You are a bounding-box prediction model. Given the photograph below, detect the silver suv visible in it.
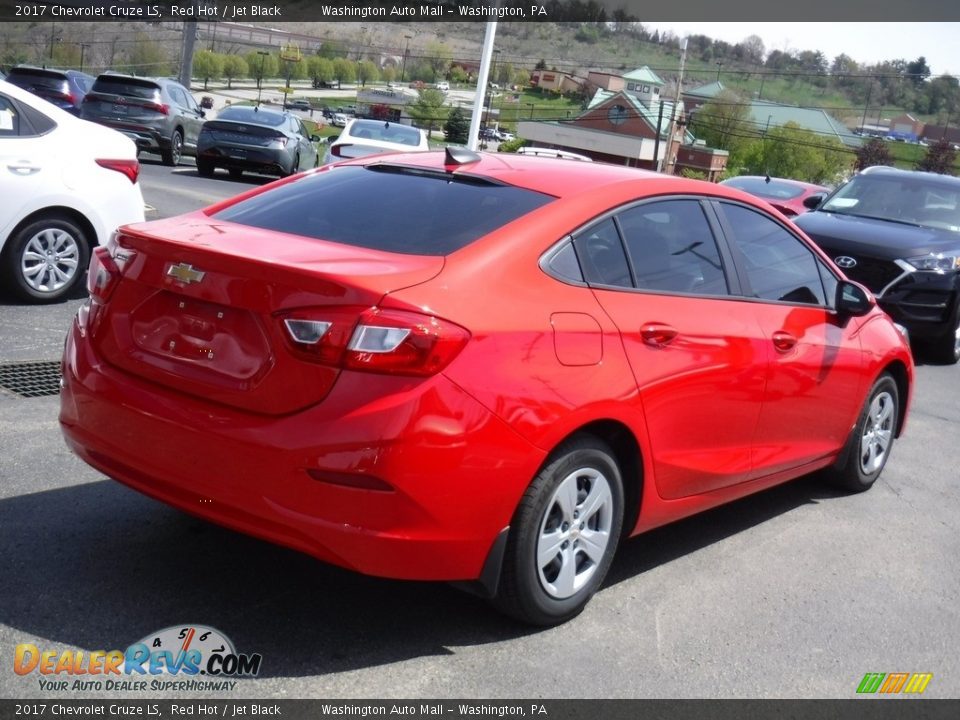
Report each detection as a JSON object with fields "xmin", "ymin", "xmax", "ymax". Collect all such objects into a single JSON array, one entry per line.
[{"xmin": 80, "ymin": 74, "xmax": 206, "ymax": 166}]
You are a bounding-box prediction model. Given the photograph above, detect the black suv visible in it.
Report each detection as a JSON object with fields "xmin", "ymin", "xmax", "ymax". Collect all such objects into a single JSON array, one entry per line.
[
  {"xmin": 80, "ymin": 74, "xmax": 205, "ymax": 166},
  {"xmin": 795, "ymin": 166, "xmax": 960, "ymax": 363},
  {"xmin": 4, "ymin": 66, "xmax": 94, "ymax": 115}
]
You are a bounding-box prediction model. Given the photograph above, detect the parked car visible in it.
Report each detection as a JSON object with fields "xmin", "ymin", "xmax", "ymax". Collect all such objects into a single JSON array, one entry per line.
[
  {"xmin": 60, "ymin": 150, "xmax": 912, "ymax": 625},
  {"xmin": 478, "ymin": 126, "xmax": 499, "ymax": 141},
  {"xmin": 200, "ymin": 95, "xmax": 214, "ymax": 110},
  {"xmin": 80, "ymin": 73, "xmax": 206, "ymax": 166},
  {"xmin": 435, "ymin": 81, "xmax": 450, "ymax": 92},
  {"xmin": 330, "ymin": 112, "xmax": 349, "ymax": 128},
  {"xmin": 0, "ymin": 79, "xmax": 144, "ymax": 303},
  {"xmin": 795, "ymin": 165, "xmax": 960, "ymax": 363},
  {"xmin": 4, "ymin": 66, "xmax": 94, "ymax": 116},
  {"xmin": 497, "ymin": 130, "xmax": 515, "ymax": 142},
  {"xmin": 195, "ymin": 105, "xmax": 320, "ymax": 179},
  {"xmin": 325, "ymin": 118, "xmax": 428, "ymax": 163},
  {"xmin": 284, "ymin": 98, "xmax": 311, "ymax": 112},
  {"xmin": 720, "ymin": 175, "xmax": 829, "ymax": 218}
]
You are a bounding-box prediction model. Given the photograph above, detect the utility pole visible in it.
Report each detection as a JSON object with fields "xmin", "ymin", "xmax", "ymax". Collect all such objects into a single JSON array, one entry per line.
[
  {"xmin": 663, "ymin": 37, "xmax": 688, "ymax": 175},
  {"xmin": 178, "ymin": 16, "xmax": 198, "ymax": 88}
]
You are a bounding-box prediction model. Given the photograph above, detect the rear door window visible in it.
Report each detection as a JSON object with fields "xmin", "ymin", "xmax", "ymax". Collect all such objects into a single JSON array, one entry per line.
[{"xmin": 212, "ymin": 165, "xmax": 554, "ymax": 256}]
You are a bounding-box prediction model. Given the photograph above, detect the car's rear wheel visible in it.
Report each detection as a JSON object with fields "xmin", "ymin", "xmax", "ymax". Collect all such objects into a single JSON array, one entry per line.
[
  {"xmin": 228, "ymin": 168, "xmax": 243, "ymax": 180},
  {"xmin": 494, "ymin": 435, "xmax": 624, "ymax": 625},
  {"xmin": 196, "ymin": 158, "xmax": 215, "ymax": 177},
  {"xmin": 161, "ymin": 129, "xmax": 183, "ymax": 166},
  {"xmin": 828, "ymin": 373, "xmax": 899, "ymax": 492},
  {"xmin": 2, "ymin": 214, "xmax": 90, "ymax": 303}
]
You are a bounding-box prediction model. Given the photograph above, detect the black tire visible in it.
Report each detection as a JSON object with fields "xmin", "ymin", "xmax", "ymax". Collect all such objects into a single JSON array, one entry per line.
[
  {"xmin": 828, "ymin": 373, "xmax": 899, "ymax": 492},
  {"xmin": 284, "ymin": 153, "xmax": 300, "ymax": 177},
  {"xmin": 161, "ymin": 129, "xmax": 183, "ymax": 166},
  {"xmin": 925, "ymin": 310, "xmax": 960, "ymax": 365},
  {"xmin": 1, "ymin": 214, "xmax": 91, "ymax": 303},
  {"xmin": 228, "ymin": 168, "xmax": 244, "ymax": 180},
  {"xmin": 196, "ymin": 158, "xmax": 215, "ymax": 177},
  {"xmin": 493, "ymin": 435, "xmax": 624, "ymax": 626}
]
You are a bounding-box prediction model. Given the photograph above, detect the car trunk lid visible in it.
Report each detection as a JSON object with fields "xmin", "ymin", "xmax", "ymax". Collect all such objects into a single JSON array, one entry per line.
[{"xmin": 92, "ymin": 213, "xmax": 444, "ymax": 415}]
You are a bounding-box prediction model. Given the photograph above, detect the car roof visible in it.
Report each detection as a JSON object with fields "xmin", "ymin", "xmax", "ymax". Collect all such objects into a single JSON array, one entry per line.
[
  {"xmin": 858, "ymin": 165, "xmax": 960, "ymax": 187},
  {"xmin": 340, "ymin": 150, "xmax": 756, "ymax": 202}
]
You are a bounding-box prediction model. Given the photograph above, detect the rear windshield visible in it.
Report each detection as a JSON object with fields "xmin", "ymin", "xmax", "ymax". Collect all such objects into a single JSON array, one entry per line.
[
  {"xmin": 346, "ymin": 120, "xmax": 423, "ymax": 147},
  {"xmin": 212, "ymin": 165, "xmax": 554, "ymax": 255},
  {"xmin": 217, "ymin": 106, "xmax": 286, "ymax": 126},
  {"xmin": 725, "ymin": 177, "xmax": 807, "ymax": 199},
  {"xmin": 91, "ymin": 76, "xmax": 161, "ymax": 100},
  {"xmin": 6, "ymin": 68, "xmax": 67, "ymax": 90}
]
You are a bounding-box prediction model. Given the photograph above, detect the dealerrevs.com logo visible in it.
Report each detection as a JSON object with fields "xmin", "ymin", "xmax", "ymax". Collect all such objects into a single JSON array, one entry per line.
[{"xmin": 14, "ymin": 625, "xmax": 262, "ymax": 693}]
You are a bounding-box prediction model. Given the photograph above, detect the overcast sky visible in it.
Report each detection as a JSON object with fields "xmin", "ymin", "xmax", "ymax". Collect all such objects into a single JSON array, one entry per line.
[{"xmin": 645, "ymin": 23, "xmax": 960, "ymax": 76}]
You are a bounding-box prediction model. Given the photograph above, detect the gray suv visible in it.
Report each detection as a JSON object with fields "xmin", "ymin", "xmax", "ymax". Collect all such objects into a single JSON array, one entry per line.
[{"xmin": 80, "ymin": 74, "xmax": 205, "ymax": 166}]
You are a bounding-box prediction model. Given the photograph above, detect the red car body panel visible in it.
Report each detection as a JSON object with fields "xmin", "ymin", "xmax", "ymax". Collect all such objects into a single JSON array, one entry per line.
[{"xmin": 60, "ymin": 151, "xmax": 914, "ymax": 585}]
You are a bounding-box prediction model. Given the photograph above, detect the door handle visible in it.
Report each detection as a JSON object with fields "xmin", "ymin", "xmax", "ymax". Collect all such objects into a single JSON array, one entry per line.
[
  {"xmin": 7, "ymin": 163, "xmax": 40, "ymax": 175},
  {"xmin": 772, "ymin": 331, "xmax": 797, "ymax": 352},
  {"xmin": 641, "ymin": 323, "xmax": 678, "ymax": 348}
]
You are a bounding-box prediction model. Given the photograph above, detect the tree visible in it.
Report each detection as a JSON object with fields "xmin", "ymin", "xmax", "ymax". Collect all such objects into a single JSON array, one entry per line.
[
  {"xmin": 534, "ymin": 59, "xmax": 547, "ymax": 70},
  {"xmin": 854, "ymin": 138, "xmax": 894, "ymax": 171},
  {"xmin": 124, "ymin": 32, "xmax": 170, "ymax": 76},
  {"xmin": 906, "ymin": 56, "xmax": 931, "ymax": 86},
  {"xmin": 332, "ymin": 57, "xmax": 355, "ymax": 87},
  {"xmin": 221, "ymin": 55, "xmax": 248, "ymax": 90},
  {"xmin": 306, "ymin": 56, "xmax": 331, "ymax": 88},
  {"xmin": 689, "ymin": 89, "xmax": 753, "ymax": 167},
  {"xmin": 424, "ymin": 40, "xmax": 453, "ymax": 82},
  {"xmin": 246, "ymin": 51, "xmax": 278, "ymax": 88},
  {"xmin": 358, "ymin": 60, "xmax": 379, "ymax": 88},
  {"xmin": 741, "ymin": 122, "xmax": 849, "ymax": 184},
  {"xmin": 444, "ymin": 106, "xmax": 469, "ymax": 144},
  {"xmin": 193, "ymin": 50, "xmax": 223, "ymax": 90},
  {"xmin": 408, "ymin": 87, "xmax": 447, "ymax": 138},
  {"xmin": 916, "ymin": 138, "xmax": 958, "ymax": 175}
]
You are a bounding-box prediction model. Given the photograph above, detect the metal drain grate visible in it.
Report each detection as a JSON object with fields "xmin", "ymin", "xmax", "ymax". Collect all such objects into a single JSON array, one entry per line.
[{"xmin": 0, "ymin": 361, "xmax": 62, "ymax": 398}]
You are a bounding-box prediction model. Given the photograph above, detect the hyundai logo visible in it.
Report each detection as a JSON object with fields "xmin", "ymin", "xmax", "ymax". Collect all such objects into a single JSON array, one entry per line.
[{"xmin": 834, "ymin": 256, "xmax": 858, "ymax": 269}]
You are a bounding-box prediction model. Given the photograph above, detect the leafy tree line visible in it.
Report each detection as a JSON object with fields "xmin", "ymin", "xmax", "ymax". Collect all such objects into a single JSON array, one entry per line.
[{"xmin": 692, "ymin": 89, "xmax": 959, "ymax": 179}]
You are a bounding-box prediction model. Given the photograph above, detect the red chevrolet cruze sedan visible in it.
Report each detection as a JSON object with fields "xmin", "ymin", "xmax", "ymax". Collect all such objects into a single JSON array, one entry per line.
[{"xmin": 60, "ymin": 149, "xmax": 913, "ymax": 625}]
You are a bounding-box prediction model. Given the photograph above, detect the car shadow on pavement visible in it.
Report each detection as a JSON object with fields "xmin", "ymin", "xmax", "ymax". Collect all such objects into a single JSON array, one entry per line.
[
  {"xmin": 606, "ymin": 472, "xmax": 847, "ymax": 588},
  {"xmin": 0, "ymin": 479, "xmax": 527, "ymax": 678},
  {"xmin": 0, "ymin": 472, "xmax": 845, "ymax": 678}
]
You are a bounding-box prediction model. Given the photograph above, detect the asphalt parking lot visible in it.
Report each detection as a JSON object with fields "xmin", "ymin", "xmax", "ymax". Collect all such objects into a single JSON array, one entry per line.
[{"xmin": 1, "ymin": 163, "xmax": 959, "ymax": 700}]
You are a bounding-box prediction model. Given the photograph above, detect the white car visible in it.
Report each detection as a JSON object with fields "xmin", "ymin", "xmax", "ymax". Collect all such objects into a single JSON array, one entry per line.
[
  {"xmin": 436, "ymin": 82, "xmax": 450, "ymax": 92},
  {"xmin": 0, "ymin": 80, "xmax": 145, "ymax": 303},
  {"xmin": 331, "ymin": 113, "xmax": 349, "ymax": 128},
  {"xmin": 325, "ymin": 118, "xmax": 429, "ymax": 164}
]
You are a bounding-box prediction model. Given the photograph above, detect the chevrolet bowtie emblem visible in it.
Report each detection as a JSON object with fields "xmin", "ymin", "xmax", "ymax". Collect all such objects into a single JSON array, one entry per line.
[{"xmin": 166, "ymin": 263, "xmax": 206, "ymax": 284}]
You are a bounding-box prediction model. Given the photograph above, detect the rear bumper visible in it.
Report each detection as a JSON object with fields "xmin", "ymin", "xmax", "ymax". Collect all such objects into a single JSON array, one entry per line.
[
  {"xmin": 198, "ymin": 144, "xmax": 292, "ymax": 176},
  {"xmin": 59, "ymin": 318, "xmax": 542, "ymax": 581}
]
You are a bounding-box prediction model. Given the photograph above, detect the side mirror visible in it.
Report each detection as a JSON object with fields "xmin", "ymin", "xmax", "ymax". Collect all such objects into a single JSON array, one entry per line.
[
  {"xmin": 836, "ymin": 280, "xmax": 874, "ymax": 318},
  {"xmin": 804, "ymin": 193, "xmax": 826, "ymax": 210},
  {"xmin": 311, "ymin": 135, "xmax": 322, "ymax": 142}
]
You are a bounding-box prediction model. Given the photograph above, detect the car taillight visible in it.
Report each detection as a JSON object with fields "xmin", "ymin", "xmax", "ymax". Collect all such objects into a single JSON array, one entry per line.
[
  {"xmin": 96, "ymin": 158, "xmax": 140, "ymax": 184},
  {"xmin": 280, "ymin": 307, "xmax": 470, "ymax": 377},
  {"xmin": 86, "ymin": 246, "xmax": 121, "ymax": 302},
  {"xmin": 330, "ymin": 144, "xmax": 347, "ymax": 157},
  {"xmin": 143, "ymin": 102, "xmax": 169, "ymax": 115}
]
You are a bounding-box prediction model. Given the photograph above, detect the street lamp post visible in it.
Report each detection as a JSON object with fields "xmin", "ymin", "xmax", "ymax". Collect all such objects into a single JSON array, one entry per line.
[
  {"xmin": 527, "ymin": 102, "xmax": 534, "ymax": 119},
  {"xmin": 715, "ymin": 61, "xmax": 723, "ymax": 82},
  {"xmin": 401, "ymin": 34, "xmax": 412, "ymax": 83},
  {"xmin": 256, "ymin": 50, "xmax": 269, "ymax": 107},
  {"xmin": 79, "ymin": 43, "xmax": 89, "ymax": 72}
]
